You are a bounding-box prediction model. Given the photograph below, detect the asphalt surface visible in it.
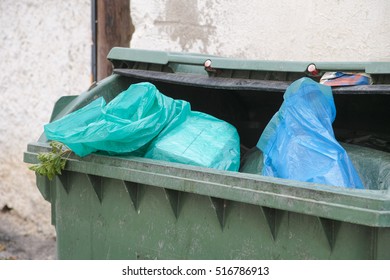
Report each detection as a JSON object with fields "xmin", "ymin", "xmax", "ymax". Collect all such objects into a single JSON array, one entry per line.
[{"xmin": 0, "ymin": 206, "xmax": 56, "ymax": 260}]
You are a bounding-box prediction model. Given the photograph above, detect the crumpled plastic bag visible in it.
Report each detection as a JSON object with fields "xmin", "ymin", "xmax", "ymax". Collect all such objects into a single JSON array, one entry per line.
[
  {"xmin": 44, "ymin": 82, "xmax": 240, "ymax": 171},
  {"xmin": 45, "ymin": 82, "xmax": 187, "ymax": 156},
  {"xmin": 320, "ymin": 72, "xmax": 372, "ymax": 87},
  {"xmin": 257, "ymin": 77, "xmax": 364, "ymax": 189}
]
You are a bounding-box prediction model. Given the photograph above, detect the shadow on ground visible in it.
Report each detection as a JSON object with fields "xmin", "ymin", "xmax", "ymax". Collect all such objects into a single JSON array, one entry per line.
[{"xmin": 0, "ymin": 207, "xmax": 56, "ymax": 260}]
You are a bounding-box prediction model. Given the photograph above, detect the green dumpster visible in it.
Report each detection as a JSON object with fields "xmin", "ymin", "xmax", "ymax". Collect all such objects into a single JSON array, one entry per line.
[{"xmin": 24, "ymin": 48, "xmax": 390, "ymax": 259}]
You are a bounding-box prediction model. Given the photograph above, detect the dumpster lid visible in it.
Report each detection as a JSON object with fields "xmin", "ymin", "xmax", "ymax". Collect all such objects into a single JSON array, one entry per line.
[
  {"xmin": 108, "ymin": 47, "xmax": 390, "ymax": 74},
  {"xmin": 108, "ymin": 48, "xmax": 390, "ymax": 94},
  {"xmin": 113, "ymin": 68, "xmax": 390, "ymax": 94}
]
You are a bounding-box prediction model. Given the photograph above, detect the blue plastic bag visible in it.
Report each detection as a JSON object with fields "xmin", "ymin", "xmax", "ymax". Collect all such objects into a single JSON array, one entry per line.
[
  {"xmin": 45, "ymin": 82, "xmax": 189, "ymax": 156},
  {"xmin": 257, "ymin": 78, "xmax": 364, "ymax": 189}
]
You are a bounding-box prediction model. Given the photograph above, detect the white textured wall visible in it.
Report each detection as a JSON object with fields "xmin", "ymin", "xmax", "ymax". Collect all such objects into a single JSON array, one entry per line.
[
  {"xmin": 0, "ymin": 1, "xmax": 91, "ymax": 232},
  {"xmin": 131, "ymin": 0, "xmax": 390, "ymax": 61}
]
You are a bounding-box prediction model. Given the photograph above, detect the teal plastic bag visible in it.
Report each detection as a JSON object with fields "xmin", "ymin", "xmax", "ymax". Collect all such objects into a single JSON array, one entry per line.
[
  {"xmin": 45, "ymin": 82, "xmax": 189, "ymax": 156},
  {"xmin": 257, "ymin": 78, "xmax": 364, "ymax": 189},
  {"xmin": 45, "ymin": 82, "xmax": 240, "ymax": 171},
  {"xmin": 145, "ymin": 111, "xmax": 240, "ymax": 171}
]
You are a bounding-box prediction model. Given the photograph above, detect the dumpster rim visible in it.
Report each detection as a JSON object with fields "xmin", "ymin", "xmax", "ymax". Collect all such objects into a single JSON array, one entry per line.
[{"xmin": 25, "ymin": 142, "xmax": 390, "ymax": 228}]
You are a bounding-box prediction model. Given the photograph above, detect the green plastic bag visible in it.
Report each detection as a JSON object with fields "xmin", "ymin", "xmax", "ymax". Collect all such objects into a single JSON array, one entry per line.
[
  {"xmin": 44, "ymin": 82, "xmax": 240, "ymax": 171},
  {"xmin": 45, "ymin": 82, "xmax": 189, "ymax": 156},
  {"xmin": 145, "ymin": 111, "xmax": 240, "ymax": 171}
]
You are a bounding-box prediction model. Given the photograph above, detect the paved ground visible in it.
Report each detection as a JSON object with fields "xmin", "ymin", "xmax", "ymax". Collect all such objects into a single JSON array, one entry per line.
[{"xmin": 0, "ymin": 206, "xmax": 56, "ymax": 260}]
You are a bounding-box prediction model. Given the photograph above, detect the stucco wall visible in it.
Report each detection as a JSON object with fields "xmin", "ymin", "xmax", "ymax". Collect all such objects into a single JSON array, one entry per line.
[
  {"xmin": 0, "ymin": 0, "xmax": 91, "ymax": 232},
  {"xmin": 131, "ymin": 0, "xmax": 390, "ymax": 61}
]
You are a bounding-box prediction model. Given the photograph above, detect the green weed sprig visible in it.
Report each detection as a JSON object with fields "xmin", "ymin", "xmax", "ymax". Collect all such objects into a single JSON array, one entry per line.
[{"xmin": 29, "ymin": 141, "xmax": 71, "ymax": 180}]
